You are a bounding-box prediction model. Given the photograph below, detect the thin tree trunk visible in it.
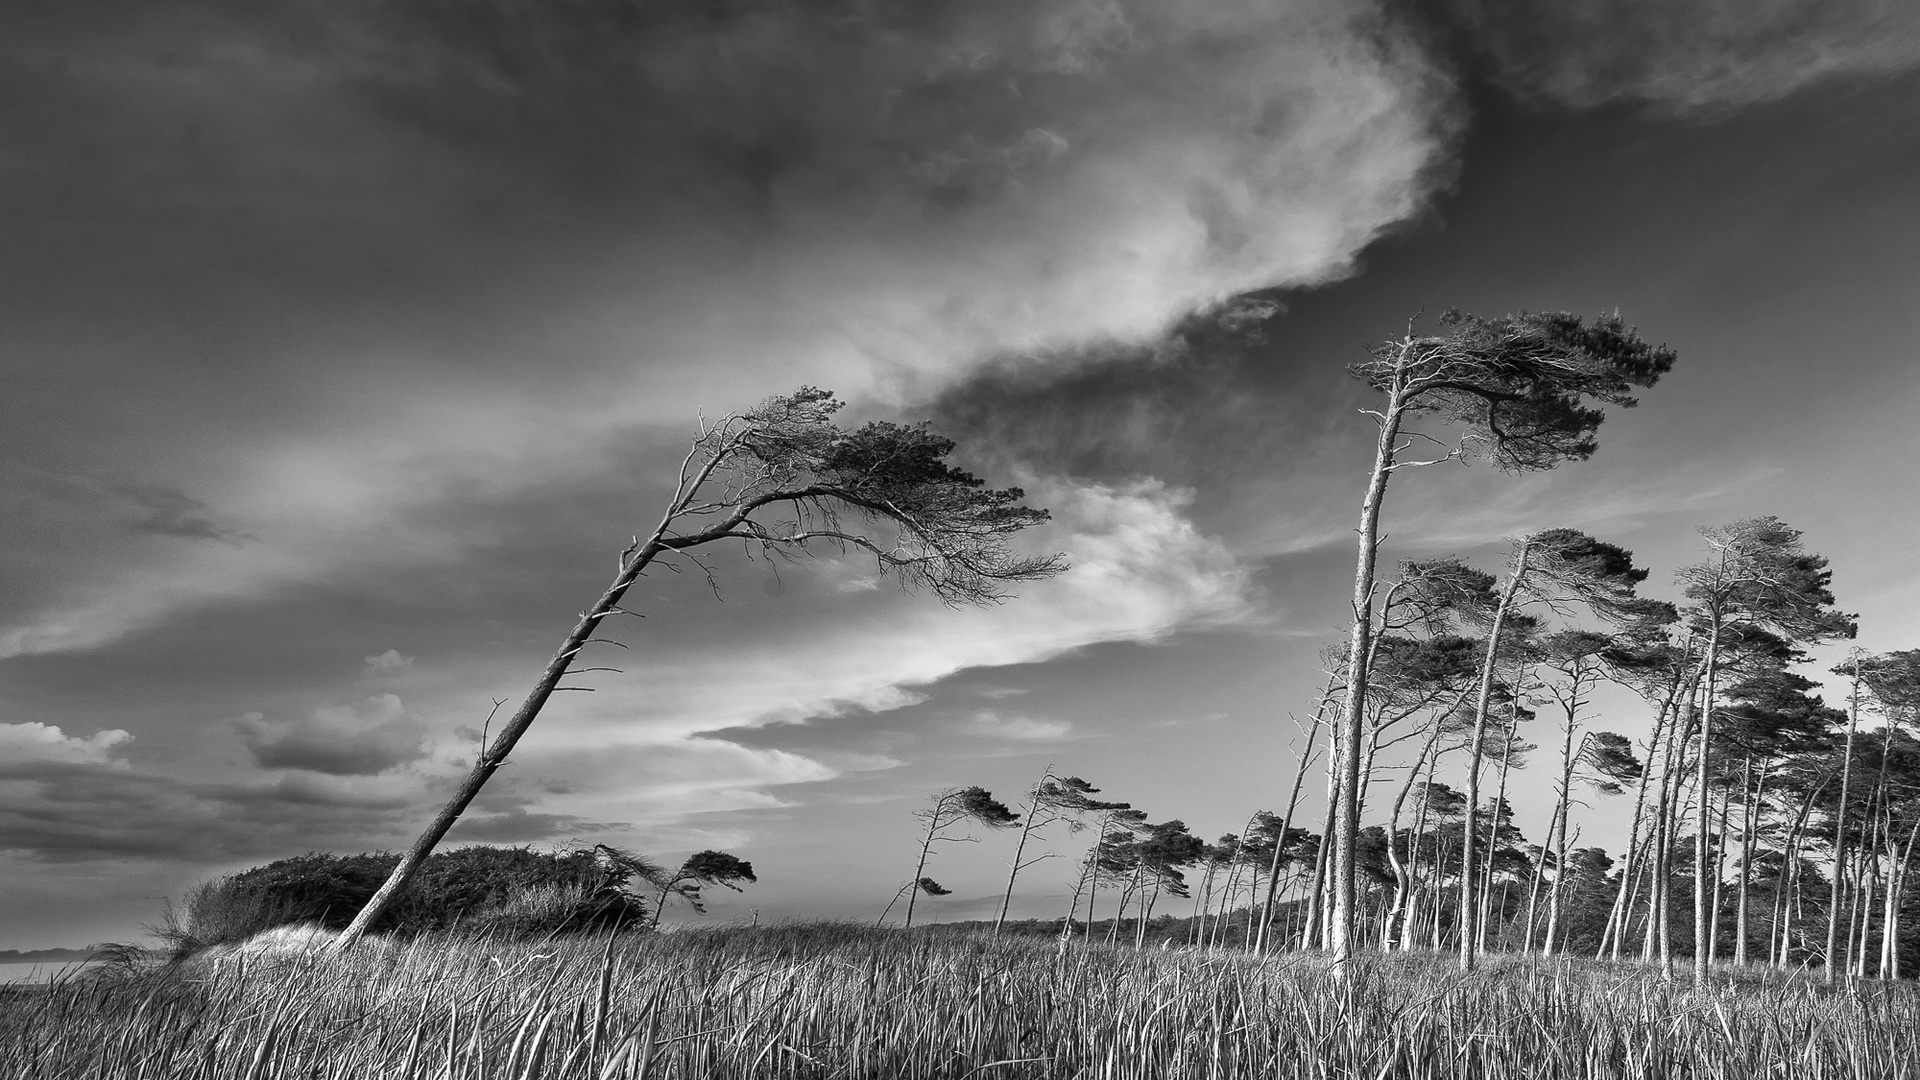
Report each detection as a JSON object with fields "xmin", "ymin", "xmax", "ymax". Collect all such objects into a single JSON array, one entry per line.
[
  {"xmin": 1305, "ymin": 730, "xmax": 1343, "ymax": 950},
  {"xmin": 1656, "ymin": 683, "xmax": 1701, "ymax": 973},
  {"xmin": 1879, "ymin": 830, "xmax": 1901, "ymax": 979},
  {"xmin": 1062, "ymin": 850, "xmax": 1095, "ymax": 943},
  {"xmin": 1461, "ymin": 545, "xmax": 1531, "ymax": 971},
  {"xmin": 1616, "ymin": 830, "xmax": 1656, "ymax": 961},
  {"xmin": 1481, "ymin": 731, "xmax": 1518, "ymax": 954},
  {"xmin": 1884, "ymin": 816, "xmax": 1920, "ymax": 978},
  {"xmin": 995, "ymin": 766, "xmax": 1054, "ymax": 933},
  {"xmin": 1110, "ymin": 863, "xmax": 1143, "ymax": 946},
  {"xmin": 1541, "ymin": 704, "xmax": 1581, "ymax": 957},
  {"xmin": 1257, "ymin": 685, "xmax": 1333, "ymax": 953},
  {"xmin": 1191, "ymin": 859, "xmax": 1218, "ymax": 947},
  {"xmin": 1692, "ymin": 617, "xmax": 1723, "ymax": 984},
  {"xmin": 1382, "ymin": 719, "xmax": 1448, "ymax": 950},
  {"xmin": 1523, "ymin": 815, "xmax": 1552, "ymax": 953},
  {"xmin": 905, "ymin": 795, "xmax": 955, "ymax": 930},
  {"xmin": 1601, "ymin": 686, "xmax": 1678, "ymax": 959},
  {"xmin": 1082, "ymin": 820, "xmax": 1117, "ymax": 945},
  {"xmin": 1212, "ymin": 848, "xmax": 1246, "ymax": 950},
  {"xmin": 1544, "ymin": 800, "xmax": 1573, "ymax": 956},
  {"xmin": 1708, "ymin": 782, "xmax": 1732, "ymax": 964},
  {"xmin": 1827, "ymin": 659, "xmax": 1861, "ymax": 983},
  {"xmin": 1734, "ymin": 757, "xmax": 1766, "ymax": 965},
  {"xmin": 1333, "ymin": 374, "xmax": 1410, "ymax": 970},
  {"xmin": 1136, "ymin": 880, "xmax": 1160, "ymax": 950},
  {"xmin": 336, "ymin": 536, "xmax": 669, "ymax": 948},
  {"xmin": 1403, "ymin": 749, "xmax": 1443, "ymax": 952},
  {"xmin": 1851, "ymin": 850, "xmax": 1875, "ymax": 978}
]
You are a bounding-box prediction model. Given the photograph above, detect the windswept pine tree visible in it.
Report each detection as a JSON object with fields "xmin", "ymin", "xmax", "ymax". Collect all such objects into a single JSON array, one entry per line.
[
  {"xmin": 995, "ymin": 771, "xmax": 1128, "ymax": 933},
  {"xmin": 1332, "ymin": 311, "xmax": 1675, "ymax": 967},
  {"xmin": 1529, "ymin": 630, "xmax": 1643, "ymax": 956},
  {"xmin": 1456, "ymin": 529, "xmax": 1653, "ymax": 971},
  {"xmin": 648, "ymin": 851, "xmax": 757, "ymax": 927},
  {"xmin": 337, "ymin": 388, "xmax": 1064, "ymax": 948},
  {"xmin": 893, "ymin": 786, "xmax": 1020, "ymax": 929}
]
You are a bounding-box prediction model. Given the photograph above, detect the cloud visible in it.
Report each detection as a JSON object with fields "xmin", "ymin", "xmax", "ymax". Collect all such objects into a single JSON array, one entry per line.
[
  {"xmin": 446, "ymin": 806, "xmax": 629, "ymax": 845},
  {"xmin": 0, "ymin": 0, "xmax": 1458, "ymax": 659},
  {"xmin": 0, "ymin": 723, "xmax": 131, "ymax": 766},
  {"xmin": 514, "ymin": 475, "xmax": 1250, "ymax": 752},
  {"xmin": 358, "ymin": 473, "xmax": 1250, "ymax": 833},
  {"xmin": 118, "ymin": 484, "xmax": 249, "ymax": 544},
  {"xmin": 363, "ymin": 649, "xmax": 415, "ymax": 674},
  {"xmin": 240, "ymin": 694, "xmax": 428, "ymax": 776},
  {"xmin": 1147, "ymin": 710, "xmax": 1230, "ymax": 729},
  {"xmin": 0, "ymin": 758, "xmax": 422, "ymax": 863},
  {"xmin": 966, "ymin": 711, "xmax": 1075, "ymax": 741},
  {"xmin": 1436, "ymin": 0, "xmax": 1920, "ymax": 111}
]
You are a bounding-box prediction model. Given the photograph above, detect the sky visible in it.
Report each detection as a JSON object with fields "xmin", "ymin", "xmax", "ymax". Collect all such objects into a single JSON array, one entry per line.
[{"xmin": 3, "ymin": 0, "xmax": 1919, "ymax": 950}]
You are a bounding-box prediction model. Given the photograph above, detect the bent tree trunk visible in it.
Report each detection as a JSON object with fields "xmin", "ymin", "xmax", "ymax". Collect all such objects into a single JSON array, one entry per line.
[
  {"xmin": 1333, "ymin": 373, "xmax": 1410, "ymax": 968},
  {"xmin": 335, "ymin": 538, "xmax": 666, "ymax": 948},
  {"xmin": 1692, "ymin": 618, "xmax": 1723, "ymax": 984},
  {"xmin": 1826, "ymin": 659, "xmax": 1862, "ymax": 983},
  {"xmin": 1460, "ymin": 540, "xmax": 1530, "ymax": 972},
  {"xmin": 995, "ymin": 768, "xmax": 1053, "ymax": 934},
  {"xmin": 1255, "ymin": 687, "xmax": 1331, "ymax": 953}
]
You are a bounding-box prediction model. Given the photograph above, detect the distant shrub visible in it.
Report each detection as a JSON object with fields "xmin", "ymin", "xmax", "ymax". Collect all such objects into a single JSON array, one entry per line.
[{"xmin": 158, "ymin": 845, "xmax": 655, "ymax": 953}]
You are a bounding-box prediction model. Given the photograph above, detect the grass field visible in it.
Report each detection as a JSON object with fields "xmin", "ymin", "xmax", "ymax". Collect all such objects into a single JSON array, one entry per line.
[{"xmin": 4, "ymin": 925, "xmax": 1917, "ymax": 1079}]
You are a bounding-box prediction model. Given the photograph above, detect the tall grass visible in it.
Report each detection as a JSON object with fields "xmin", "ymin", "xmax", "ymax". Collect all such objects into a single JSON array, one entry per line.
[{"xmin": 5, "ymin": 925, "xmax": 1917, "ymax": 1079}]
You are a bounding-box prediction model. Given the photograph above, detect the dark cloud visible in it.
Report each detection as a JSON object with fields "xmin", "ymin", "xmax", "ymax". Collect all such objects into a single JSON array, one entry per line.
[
  {"xmin": 118, "ymin": 483, "xmax": 248, "ymax": 544},
  {"xmin": 1430, "ymin": 0, "xmax": 1920, "ymax": 111},
  {"xmin": 240, "ymin": 694, "xmax": 428, "ymax": 775},
  {"xmin": 925, "ymin": 298, "xmax": 1307, "ymax": 484},
  {"xmin": 0, "ymin": 0, "xmax": 1455, "ymax": 369},
  {"xmin": 0, "ymin": 757, "xmax": 418, "ymax": 863}
]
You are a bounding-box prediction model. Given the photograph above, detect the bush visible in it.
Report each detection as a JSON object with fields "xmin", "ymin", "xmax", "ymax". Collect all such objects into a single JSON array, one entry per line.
[{"xmin": 160, "ymin": 845, "xmax": 655, "ymax": 952}]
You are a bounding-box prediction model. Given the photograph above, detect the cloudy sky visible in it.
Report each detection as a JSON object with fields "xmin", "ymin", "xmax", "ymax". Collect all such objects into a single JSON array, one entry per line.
[{"xmin": 4, "ymin": 0, "xmax": 1919, "ymax": 950}]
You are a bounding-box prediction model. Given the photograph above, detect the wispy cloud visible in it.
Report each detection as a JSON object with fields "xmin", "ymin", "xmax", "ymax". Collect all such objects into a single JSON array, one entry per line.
[
  {"xmin": 0, "ymin": 0, "xmax": 1457, "ymax": 662},
  {"xmin": 1436, "ymin": 0, "xmax": 1920, "ymax": 111},
  {"xmin": 966, "ymin": 711, "xmax": 1076, "ymax": 742}
]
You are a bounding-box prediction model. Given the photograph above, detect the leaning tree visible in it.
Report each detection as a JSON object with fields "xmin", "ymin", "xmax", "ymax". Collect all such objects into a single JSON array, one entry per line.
[
  {"xmin": 891, "ymin": 785, "xmax": 1022, "ymax": 928},
  {"xmin": 1330, "ymin": 311, "xmax": 1675, "ymax": 968},
  {"xmin": 1455, "ymin": 527, "xmax": 1651, "ymax": 971},
  {"xmin": 1676, "ymin": 516, "xmax": 1852, "ymax": 983},
  {"xmin": 335, "ymin": 387, "xmax": 1065, "ymax": 948}
]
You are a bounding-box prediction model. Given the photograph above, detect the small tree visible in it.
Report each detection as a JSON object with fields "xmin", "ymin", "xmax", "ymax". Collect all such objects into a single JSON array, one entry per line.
[
  {"xmin": 336, "ymin": 388, "xmax": 1064, "ymax": 948},
  {"xmin": 1067, "ymin": 806, "xmax": 1148, "ymax": 942},
  {"xmin": 897, "ymin": 786, "xmax": 1020, "ymax": 928},
  {"xmin": 1456, "ymin": 528, "xmax": 1649, "ymax": 970},
  {"xmin": 1533, "ymin": 629, "xmax": 1642, "ymax": 955},
  {"xmin": 648, "ymin": 851, "xmax": 757, "ymax": 927},
  {"xmin": 1332, "ymin": 310, "xmax": 1674, "ymax": 967},
  {"xmin": 995, "ymin": 771, "xmax": 1126, "ymax": 933}
]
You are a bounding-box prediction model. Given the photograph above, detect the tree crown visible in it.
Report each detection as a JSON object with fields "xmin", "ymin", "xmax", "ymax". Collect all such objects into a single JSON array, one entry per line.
[
  {"xmin": 661, "ymin": 387, "xmax": 1067, "ymax": 604},
  {"xmin": 1350, "ymin": 310, "xmax": 1676, "ymax": 471}
]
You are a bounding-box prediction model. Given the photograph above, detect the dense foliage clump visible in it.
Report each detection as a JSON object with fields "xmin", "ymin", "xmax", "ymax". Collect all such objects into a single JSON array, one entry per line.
[{"xmin": 157, "ymin": 845, "xmax": 655, "ymax": 952}]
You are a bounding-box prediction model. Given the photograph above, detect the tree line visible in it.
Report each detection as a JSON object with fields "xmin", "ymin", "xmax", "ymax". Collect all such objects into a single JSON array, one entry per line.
[
  {"xmin": 888, "ymin": 563, "xmax": 1918, "ymax": 984},
  {"xmin": 876, "ymin": 309, "xmax": 1914, "ymax": 983}
]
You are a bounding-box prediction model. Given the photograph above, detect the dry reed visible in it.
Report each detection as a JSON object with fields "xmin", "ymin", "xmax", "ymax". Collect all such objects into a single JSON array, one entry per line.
[{"xmin": 4, "ymin": 924, "xmax": 1915, "ymax": 1079}]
